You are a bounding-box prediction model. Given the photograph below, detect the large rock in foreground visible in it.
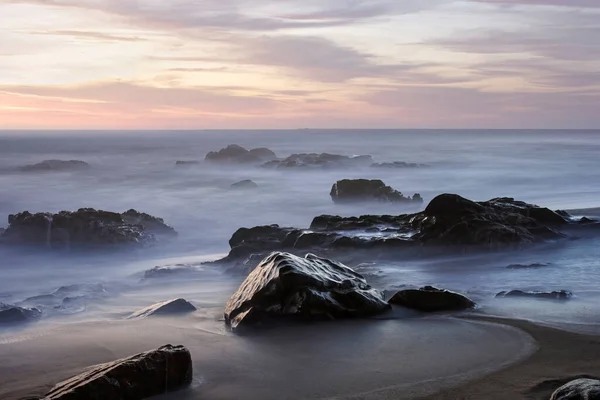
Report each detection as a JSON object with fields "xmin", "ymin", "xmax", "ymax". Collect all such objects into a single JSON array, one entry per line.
[
  {"xmin": 128, "ymin": 298, "xmax": 197, "ymax": 319},
  {"xmin": 330, "ymin": 179, "xmax": 422, "ymax": 204},
  {"xmin": 0, "ymin": 303, "xmax": 42, "ymax": 325},
  {"xmin": 44, "ymin": 344, "xmax": 193, "ymax": 400},
  {"xmin": 205, "ymin": 144, "xmax": 277, "ymax": 164},
  {"xmin": 20, "ymin": 160, "xmax": 90, "ymax": 173},
  {"xmin": 551, "ymin": 378, "xmax": 600, "ymax": 400},
  {"xmin": 224, "ymin": 252, "xmax": 390, "ymax": 330},
  {"xmin": 0, "ymin": 208, "xmax": 176, "ymax": 250},
  {"xmin": 388, "ymin": 286, "xmax": 475, "ymax": 312}
]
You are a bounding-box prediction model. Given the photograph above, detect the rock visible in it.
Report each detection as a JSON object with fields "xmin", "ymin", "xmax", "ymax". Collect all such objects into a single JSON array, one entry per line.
[
  {"xmin": 128, "ymin": 298, "xmax": 197, "ymax": 319},
  {"xmin": 506, "ymin": 262, "xmax": 551, "ymax": 269},
  {"xmin": 175, "ymin": 160, "xmax": 200, "ymax": 166},
  {"xmin": 388, "ymin": 286, "xmax": 475, "ymax": 312},
  {"xmin": 551, "ymin": 378, "xmax": 600, "ymax": 400},
  {"xmin": 142, "ymin": 264, "xmax": 199, "ymax": 280},
  {"xmin": 231, "ymin": 179, "xmax": 258, "ymax": 189},
  {"xmin": 371, "ymin": 161, "xmax": 427, "ymax": 168},
  {"xmin": 44, "ymin": 344, "xmax": 193, "ymax": 400},
  {"xmin": 20, "ymin": 160, "xmax": 90, "ymax": 173},
  {"xmin": 205, "ymin": 144, "xmax": 277, "ymax": 164},
  {"xmin": 0, "ymin": 208, "xmax": 176, "ymax": 249},
  {"xmin": 0, "ymin": 303, "xmax": 42, "ymax": 324},
  {"xmin": 330, "ymin": 179, "xmax": 423, "ymax": 204},
  {"xmin": 263, "ymin": 153, "xmax": 373, "ymax": 169},
  {"xmin": 496, "ymin": 290, "xmax": 573, "ymax": 300},
  {"xmin": 224, "ymin": 252, "xmax": 390, "ymax": 330}
]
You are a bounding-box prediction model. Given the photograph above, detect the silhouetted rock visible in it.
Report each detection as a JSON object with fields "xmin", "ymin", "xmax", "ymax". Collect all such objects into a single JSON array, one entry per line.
[
  {"xmin": 44, "ymin": 344, "xmax": 193, "ymax": 400},
  {"xmin": 206, "ymin": 144, "xmax": 277, "ymax": 164},
  {"xmin": 388, "ymin": 286, "xmax": 475, "ymax": 312},
  {"xmin": 0, "ymin": 208, "xmax": 176, "ymax": 250},
  {"xmin": 231, "ymin": 179, "xmax": 258, "ymax": 189},
  {"xmin": 224, "ymin": 252, "xmax": 390, "ymax": 330},
  {"xmin": 330, "ymin": 179, "xmax": 423, "ymax": 204},
  {"xmin": 496, "ymin": 290, "xmax": 573, "ymax": 300},
  {"xmin": 128, "ymin": 298, "xmax": 197, "ymax": 319},
  {"xmin": 551, "ymin": 378, "xmax": 600, "ymax": 400},
  {"xmin": 263, "ymin": 153, "xmax": 373, "ymax": 169},
  {"xmin": 371, "ymin": 161, "xmax": 427, "ymax": 168},
  {"xmin": 0, "ymin": 303, "xmax": 41, "ymax": 324},
  {"xmin": 20, "ymin": 160, "xmax": 90, "ymax": 173},
  {"xmin": 175, "ymin": 160, "xmax": 200, "ymax": 166},
  {"xmin": 506, "ymin": 262, "xmax": 551, "ymax": 269}
]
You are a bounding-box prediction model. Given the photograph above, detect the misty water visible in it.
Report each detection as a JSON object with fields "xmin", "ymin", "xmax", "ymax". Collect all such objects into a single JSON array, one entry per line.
[{"xmin": 0, "ymin": 130, "xmax": 599, "ymax": 398}]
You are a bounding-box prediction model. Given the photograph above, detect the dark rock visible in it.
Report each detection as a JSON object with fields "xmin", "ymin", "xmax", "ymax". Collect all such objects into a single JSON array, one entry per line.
[
  {"xmin": 205, "ymin": 144, "xmax": 277, "ymax": 164},
  {"xmin": 496, "ymin": 290, "xmax": 573, "ymax": 300},
  {"xmin": 551, "ymin": 378, "xmax": 600, "ymax": 400},
  {"xmin": 0, "ymin": 303, "xmax": 42, "ymax": 324},
  {"xmin": 44, "ymin": 344, "xmax": 193, "ymax": 400},
  {"xmin": 231, "ymin": 179, "xmax": 258, "ymax": 189},
  {"xmin": 506, "ymin": 262, "xmax": 551, "ymax": 269},
  {"xmin": 263, "ymin": 153, "xmax": 373, "ymax": 169},
  {"xmin": 175, "ymin": 160, "xmax": 200, "ymax": 166},
  {"xmin": 20, "ymin": 160, "xmax": 90, "ymax": 173},
  {"xmin": 143, "ymin": 264, "xmax": 198, "ymax": 280},
  {"xmin": 0, "ymin": 208, "xmax": 176, "ymax": 250},
  {"xmin": 388, "ymin": 286, "xmax": 475, "ymax": 312},
  {"xmin": 371, "ymin": 161, "xmax": 427, "ymax": 168},
  {"xmin": 224, "ymin": 252, "xmax": 390, "ymax": 330},
  {"xmin": 330, "ymin": 179, "xmax": 423, "ymax": 204},
  {"xmin": 128, "ymin": 298, "xmax": 197, "ymax": 319}
]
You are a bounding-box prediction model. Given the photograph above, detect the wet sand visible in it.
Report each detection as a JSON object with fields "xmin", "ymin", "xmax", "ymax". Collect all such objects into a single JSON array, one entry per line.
[{"xmin": 0, "ymin": 312, "xmax": 533, "ymax": 400}]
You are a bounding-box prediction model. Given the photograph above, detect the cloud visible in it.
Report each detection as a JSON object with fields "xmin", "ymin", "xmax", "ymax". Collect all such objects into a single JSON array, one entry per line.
[
  {"xmin": 28, "ymin": 30, "xmax": 146, "ymax": 42},
  {"xmin": 468, "ymin": 0, "xmax": 600, "ymax": 8}
]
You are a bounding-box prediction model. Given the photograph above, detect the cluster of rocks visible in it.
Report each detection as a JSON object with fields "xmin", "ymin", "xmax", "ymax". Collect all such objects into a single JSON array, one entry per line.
[
  {"xmin": 20, "ymin": 159, "xmax": 90, "ymax": 173},
  {"xmin": 330, "ymin": 179, "xmax": 422, "ymax": 204},
  {"xmin": 0, "ymin": 208, "xmax": 176, "ymax": 250},
  {"xmin": 205, "ymin": 144, "xmax": 277, "ymax": 164},
  {"xmin": 263, "ymin": 152, "xmax": 373, "ymax": 169}
]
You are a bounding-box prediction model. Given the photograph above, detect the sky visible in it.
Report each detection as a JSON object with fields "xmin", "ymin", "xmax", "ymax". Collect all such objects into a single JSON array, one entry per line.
[{"xmin": 1, "ymin": 0, "xmax": 599, "ymax": 129}]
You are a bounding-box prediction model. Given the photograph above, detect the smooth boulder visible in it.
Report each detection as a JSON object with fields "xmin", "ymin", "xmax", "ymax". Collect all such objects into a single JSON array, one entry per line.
[
  {"xmin": 0, "ymin": 303, "xmax": 42, "ymax": 324},
  {"xmin": 44, "ymin": 344, "xmax": 193, "ymax": 400},
  {"xmin": 224, "ymin": 252, "xmax": 390, "ymax": 330},
  {"xmin": 20, "ymin": 160, "xmax": 90, "ymax": 173},
  {"xmin": 231, "ymin": 179, "xmax": 258, "ymax": 189},
  {"xmin": 496, "ymin": 290, "xmax": 573, "ymax": 300},
  {"xmin": 330, "ymin": 179, "xmax": 422, "ymax": 204},
  {"xmin": 551, "ymin": 378, "xmax": 600, "ymax": 400},
  {"xmin": 388, "ymin": 286, "xmax": 475, "ymax": 312},
  {"xmin": 128, "ymin": 299, "xmax": 197, "ymax": 319}
]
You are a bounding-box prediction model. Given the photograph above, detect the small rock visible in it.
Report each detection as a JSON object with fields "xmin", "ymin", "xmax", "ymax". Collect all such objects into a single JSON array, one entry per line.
[
  {"xmin": 388, "ymin": 286, "xmax": 476, "ymax": 312},
  {"xmin": 506, "ymin": 263, "xmax": 551, "ymax": 269},
  {"xmin": 175, "ymin": 160, "xmax": 199, "ymax": 166},
  {"xmin": 330, "ymin": 179, "xmax": 422, "ymax": 204},
  {"xmin": 551, "ymin": 378, "xmax": 600, "ymax": 400},
  {"xmin": 128, "ymin": 298, "xmax": 197, "ymax": 319},
  {"xmin": 231, "ymin": 179, "xmax": 258, "ymax": 189},
  {"xmin": 20, "ymin": 160, "xmax": 90, "ymax": 173},
  {"xmin": 496, "ymin": 290, "xmax": 573, "ymax": 300}
]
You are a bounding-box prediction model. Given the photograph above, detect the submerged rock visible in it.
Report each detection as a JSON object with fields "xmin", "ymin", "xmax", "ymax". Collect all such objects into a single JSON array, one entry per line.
[
  {"xmin": 224, "ymin": 252, "xmax": 390, "ymax": 330},
  {"xmin": 142, "ymin": 264, "xmax": 199, "ymax": 280},
  {"xmin": 0, "ymin": 208, "xmax": 176, "ymax": 250},
  {"xmin": 0, "ymin": 303, "xmax": 41, "ymax": 324},
  {"xmin": 496, "ymin": 290, "xmax": 573, "ymax": 300},
  {"xmin": 263, "ymin": 153, "xmax": 373, "ymax": 169},
  {"xmin": 206, "ymin": 144, "xmax": 276, "ymax": 164},
  {"xmin": 44, "ymin": 344, "xmax": 193, "ymax": 400},
  {"xmin": 231, "ymin": 179, "xmax": 258, "ymax": 189},
  {"xmin": 330, "ymin": 179, "xmax": 422, "ymax": 204},
  {"xmin": 388, "ymin": 286, "xmax": 475, "ymax": 312},
  {"xmin": 551, "ymin": 378, "xmax": 600, "ymax": 400},
  {"xmin": 371, "ymin": 161, "xmax": 427, "ymax": 169},
  {"xmin": 175, "ymin": 160, "xmax": 200, "ymax": 166},
  {"xmin": 20, "ymin": 160, "xmax": 90, "ymax": 173},
  {"xmin": 128, "ymin": 298, "xmax": 197, "ymax": 319},
  {"xmin": 506, "ymin": 262, "xmax": 551, "ymax": 269}
]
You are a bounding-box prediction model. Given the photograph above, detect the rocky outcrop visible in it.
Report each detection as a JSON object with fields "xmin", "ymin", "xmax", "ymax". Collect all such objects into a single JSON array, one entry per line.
[
  {"xmin": 128, "ymin": 299, "xmax": 197, "ymax": 319},
  {"xmin": 224, "ymin": 252, "xmax": 390, "ymax": 330},
  {"xmin": 20, "ymin": 160, "xmax": 90, "ymax": 173},
  {"xmin": 263, "ymin": 153, "xmax": 373, "ymax": 169},
  {"xmin": 496, "ymin": 290, "xmax": 573, "ymax": 300},
  {"xmin": 44, "ymin": 344, "xmax": 193, "ymax": 400},
  {"xmin": 388, "ymin": 286, "xmax": 475, "ymax": 312},
  {"xmin": 206, "ymin": 144, "xmax": 277, "ymax": 164},
  {"xmin": 0, "ymin": 303, "xmax": 41, "ymax": 324},
  {"xmin": 231, "ymin": 179, "xmax": 258, "ymax": 189},
  {"xmin": 175, "ymin": 160, "xmax": 200, "ymax": 166},
  {"xmin": 330, "ymin": 179, "xmax": 422, "ymax": 204},
  {"xmin": 551, "ymin": 378, "xmax": 600, "ymax": 400},
  {"xmin": 0, "ymin": 208, "xmax": 176, "ymax": 249}
]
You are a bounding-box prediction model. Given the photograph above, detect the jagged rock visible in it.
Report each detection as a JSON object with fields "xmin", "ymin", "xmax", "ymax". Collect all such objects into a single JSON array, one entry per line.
[
  {"xmin": 388, "ymin": 286, "xmax": 475, "ymax": 312},
  {"xmin": 506, "ymin": 262, "xmax": 551, "ymax": 269},
  {"xmin": 224, "ymin": 252, "xmax": 390, "ymax": 330},
  {"xmin": 20, "ymin": 160, "xmax": 90, "ymax": 173},
  {"xmin": 0, "ymin": 303, "xmax": 42, "ymax": 324},
  {"xmin": 44, "ymin": 344, "xmax": 193, "ymax": 400},
  {"xmin": 205, "ymin": 144, "xmax": 277, "ymax": 164},
  {"xmin": 263, "ymin": 153, "xmax": 373, "ymax": 169},
  {"xmin": 0, "ymin": 208, "xmax": 176, "ymax": 249},
  {"xmin": 128, "ymin": 299, "xmax": 197, "ymax": 319},
  {"xmin": 330, "ymin": 179, "xmax": 422, "ymax": 204},
  {"xmin": 496, "ymin": 290, "xmax": 573, "ymax": 300},
  {"xmin": 551, "ymin": 378, "xmax": 600, "ymax": 400},
  {"xmin": 371, "ymin": 161, "xmax": 427, "ymax": 168},
  {"xmin": 175, "ymin": 160, "xmax": 200, "ymax": 166},
  {"xmin": 231, "ymin": 180, "xmax": 258, "ymax": 189}
]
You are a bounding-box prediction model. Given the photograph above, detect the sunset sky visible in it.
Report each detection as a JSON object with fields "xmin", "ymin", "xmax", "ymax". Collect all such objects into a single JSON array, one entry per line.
[{"xmin": 1, "ymin": 0, "xmax": 599, "ymax": 129}]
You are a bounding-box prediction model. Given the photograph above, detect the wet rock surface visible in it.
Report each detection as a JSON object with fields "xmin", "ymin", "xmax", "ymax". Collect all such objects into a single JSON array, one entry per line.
[
  {"xmin": 0, "ymin": 303, "xmax": 42, "ymax": 325},
  {"xmin": 0, "ymin": 208, "xmax": 176, "ymax": 249},
  {"xmin": 496, "ymin": 290, "xmax": 573, "ymax": 300},
  {"xmin": 551, "ymin": 378, "xmax": 600, "ymax": 400},
  {"xmin": 330, "ymin": 179, "xmax": 423, "ymax": 204},
  {"xmin": 262, "ymin": 153, "xmax": 373, "ymax": 169},
  {"xmin": 231, "ymin": 179, "xmax": 258, "ymax": 189},
  {"xmin": 20, "ymin": 160, "xmax": 90, "ymax": 173},
  {"xmin": 128, "ymin": 298, "xmax": 197, "ymax": 319},
  {"xmin": 206, "ymin": 144, "xmax": 277, "ymax": 164},
  {"xmin": 388, "ymin": 286, "xmax": 475, "ymax": 312},
  {"xmin": 44, "ymin": 344, "xmax": 193, "ymax": 400},
  {"xmin": 224, "ymin": 252, "xmax": 390, "ymax": 330}
]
